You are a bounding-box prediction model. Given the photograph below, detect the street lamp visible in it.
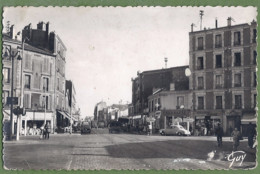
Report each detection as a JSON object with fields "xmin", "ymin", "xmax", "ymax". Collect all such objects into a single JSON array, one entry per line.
[{"xmin": 3, "ymin": 46, "xmax": 22, "ymax": 140}]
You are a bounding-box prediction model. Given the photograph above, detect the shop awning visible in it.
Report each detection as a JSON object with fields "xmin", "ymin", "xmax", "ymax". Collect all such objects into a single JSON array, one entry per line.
[
  {"xmin": 58, "ymin": 111, "xmax": 77, "ymax": 121},
  {"xmin": 241, "ymin": 115, "xmax": 257, "ymax": 124}
]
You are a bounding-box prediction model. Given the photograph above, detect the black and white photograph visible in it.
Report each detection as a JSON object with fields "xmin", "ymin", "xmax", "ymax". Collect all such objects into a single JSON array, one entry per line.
[{"xmin": 1, "ymin": 6, "xmax": 258, "ymax": 170}]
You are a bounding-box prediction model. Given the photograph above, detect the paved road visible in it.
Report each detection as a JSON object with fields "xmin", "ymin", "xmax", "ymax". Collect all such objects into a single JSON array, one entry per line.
[{"xmin": 3, "ymin": 129, "xmax": 256, "ymax": 170}]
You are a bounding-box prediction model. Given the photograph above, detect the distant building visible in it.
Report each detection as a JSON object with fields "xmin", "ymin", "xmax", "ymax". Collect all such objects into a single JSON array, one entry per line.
[
  {"xmin": 148, "ymin": 89, "xmax": 192, "ymax": 131},
  {"xmin": 130, "ymin": 66, "xmax": 190, "ymax": 128},
  {"xmin": 189, "ymin": 18, "xmax": 257, "ymax": 135},
  {"xmin": 94, "ymin": 101, "xmax": 108, "ymax": 128},
  {"xmin": 107, "ymin": 104, "xmax": 129, "ymax": 122}
]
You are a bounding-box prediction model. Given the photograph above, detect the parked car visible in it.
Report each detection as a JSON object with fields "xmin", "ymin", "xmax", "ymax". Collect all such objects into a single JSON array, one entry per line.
[
  {"xmin": 108, "ymin": 121, "xmax": 122, "ymax": 133},
  {"xmin": 159, "ymin": 125, "xmax": 190, "ymax": 136},
  {"xmin": 81, "ymin": 121, "xmax": 91, "ymax": 134}
]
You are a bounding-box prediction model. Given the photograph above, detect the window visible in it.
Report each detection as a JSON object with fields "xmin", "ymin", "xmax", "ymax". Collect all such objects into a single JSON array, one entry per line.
[
  {"xmin": 25, "ymin": 75, "xmax": 31, "ymax": 89},
  {"xmin": 253, "ymin": 29, "xmax": 257, "ymax": 43},
  {"xmin": 254, "ymin": 94, "xmax": 257, "ymax": 108},
  {"xmin": 234, "ymin": 95, "xmax": 242, "ymax": 109},
  {"xmin": 197, "ymin": 57, "xmax": 204, "ymax": 70},
  {"xmin": 215, "ymin": 34, "xmax": 222, "ymax": 48},
  {"xmin": 216, "ymin": 96, "xmax": 223, "ymax": 109},
  {"xmin": 43, "ymin": 58, "xmax": 49, "ymax": 73},
  {"xmin": 234, "ymin": 73, "xmax": 242, "ymax": 87},
  {"xmin": 43, "ymin": 77, "xmax": 49, "ymax": 91},
  {"xmin": 216, "ymin": 75, "xmax": 222, "ymax": 88},
  {"xmin": 24, "ymin": 94, "xmax": 30, "ymax": 109},
  {"xmin": 57, "ymin": 78, "xmax": 60, "ymax": 90},
  {"xmin": 198, "ymin": 77, "xmax": 204, "ymax": 89},
  {"xmin": 254, "ymin": 72, "xmax": 257, "ymax": 87},
  {"xmin": 2, "ymin": 91, "xmax": 9, "ymax": 105},
  {"xmin": 234, "ymin": 52, "xmax": 241, "ymax": 66},
  {"xmin": 151, "ymin": 100, "xmax": 154, "ymax": 112},
  {"xmin": 234, "ymin": 32, "xmax": 241, "ymax": 46},
  {"xmin": 198, "ymin": 37, "xmax": 204, "ymax": 50},
  {"xmin": 157, "ymin": 98, "xmax": 161, "ymax": 110},
  {"xmin": 3, "ymin": 68, "xmax": 10, "ymax": 83},
  {"xmin": 42, "ymin": 96, "xmax": 49, "ymax": 110},
  {"xmin": 24, "ymin": 54, "xmax": 32, "ymax": 70},
  {"xmin": 216, "ymin": 55, "xmax": 222, "ymax": 68},
  {"xmin": 253, "ymin": 51, "xmax": 257, "ymax": 65},
  {"xmin": 198, "ymin": 97, "xmax": 204, "ymax": 110},
  {"xmin": 177, "ymin": 96, "xmax": 184, "ymax": 108}
]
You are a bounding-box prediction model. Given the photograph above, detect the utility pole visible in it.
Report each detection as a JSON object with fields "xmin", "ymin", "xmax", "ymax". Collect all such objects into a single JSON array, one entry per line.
[{"xmin": 164, "ymin": 57, "xmax": 168, "ymax": 69}]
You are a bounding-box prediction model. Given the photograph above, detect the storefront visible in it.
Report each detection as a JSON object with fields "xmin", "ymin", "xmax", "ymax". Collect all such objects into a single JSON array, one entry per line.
[
  {"xmin": 194, "ymin": 110, "xmax": 223, "ymax": 136},
  {"xmin": 241, "ymin": 112, "xmax": 256, "ymax": 137},
  {"xmin": 161, "ymin": 109, "xmax": 192, "ymax": 130}
]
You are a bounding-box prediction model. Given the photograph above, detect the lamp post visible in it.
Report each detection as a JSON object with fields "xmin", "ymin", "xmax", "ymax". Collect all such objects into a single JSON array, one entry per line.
[{"xmin": 3, "ymin": 46, "xmax": 22, "ymax": 140}]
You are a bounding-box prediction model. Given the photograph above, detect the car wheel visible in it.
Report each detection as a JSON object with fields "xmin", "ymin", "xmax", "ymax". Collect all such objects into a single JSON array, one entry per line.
[
  {"xmin": 161, "ymin": 131, "xmax": 165, "ymax": 136},
  {"xmin": 177, "ymin": 132, "xmax": 182, "ymax": 136}
]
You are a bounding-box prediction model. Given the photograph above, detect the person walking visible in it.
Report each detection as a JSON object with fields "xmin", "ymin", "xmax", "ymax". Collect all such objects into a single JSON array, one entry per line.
[
  {"xmin": 148, "ymin": 123, "xmax": 152, "ymax": 136},
  {"xmin": 231, "ymin": 128, "xmax": 241, "ymax": 151},
  {"xmin": 247, "ymin": 122, "xmax": 256, "ymax": 148},
  {"xmin": 44, "ymin": 122, "xmax": 51, "ymax": 139},
  {"xmin": 215, "ymin": 123, "xmax": 223, "ymax": 147}
]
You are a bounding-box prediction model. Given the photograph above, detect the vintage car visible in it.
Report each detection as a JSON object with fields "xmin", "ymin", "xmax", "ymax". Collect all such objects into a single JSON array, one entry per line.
[
  {"xmin": 81, "ymin": 121, "xmax": 91, "ymax": 134},
  {"xmin": 159, "ymin": 125, "xmax": 191, "ymax": 136},
  {"xmin": 108, "ymin": 121, "xmax": 122, "ymax": 133}
]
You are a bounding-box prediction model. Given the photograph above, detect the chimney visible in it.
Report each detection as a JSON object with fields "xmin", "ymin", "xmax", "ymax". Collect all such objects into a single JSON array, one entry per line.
[
  {"xmin": 37, "ymin": 21, "xmax": 44, "ymax": 30},
  {"xmin": 215, "ymin": 18, "xmax": 218, "ymax": 28},
  {"xmin": 9, "ymin": 25, "xmax": 15, "ymax": 39},
  {"xmin": 227, "ymin": 17, "xmax": 232, "ymax": 26}
]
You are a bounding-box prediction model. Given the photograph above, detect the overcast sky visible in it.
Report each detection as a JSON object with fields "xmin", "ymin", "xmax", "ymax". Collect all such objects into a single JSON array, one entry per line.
[{"xmin": 3, "ymin": 7, "xmax": 257, "ymax": 117}]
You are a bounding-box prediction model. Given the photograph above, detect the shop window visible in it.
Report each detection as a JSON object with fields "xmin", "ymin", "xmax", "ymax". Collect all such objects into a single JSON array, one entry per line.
[
  {"xmin": 253, "ymin": 29, "xmax": 257, "ymax": 43},
  {"xmin": 215, "ymin": 75, "xmax": 222, "ymax": 88},
  {"xmin": 234, "ymin": 52, "xmax": 241, "ymax": 66},
  {"xmin": 177, "ymin": 96, "xmax": 184, "ymax": 108},
  {"xmin": 216, "ymin": 55, "xmax": 222, "ymax": 68},
  {"xmin": 234, "ymin": 31, "xmax": 241, "ymax": 46},
  {"xmin": 151, "ymin": 100, "xmax": 154, "ymax": 112},
  {"xmin": 234, "ymin": 95, "xmax": 242, "ymax": 109},
  {"xmin": 198, "ymin": 97, "xmax": 204, "ymax": 110},
  {"xmin": 216, "ymin": 96, "xmax": 223, "ymax": 109},
  {"xmin": 234, "ymin": 73, "xmax": 242, "ymax": 87},
  {"xmin": 197, "ymin": 57, "xmax": 204, "ymax": 70},
  {"xmin": 253, "ymin": 51, "xmax": 257, "ymax": 65},
  {"xmin": 197, "ymin": 37, "xmax": 204, "ymax": 50},
  {"xmin": 3, "ymin": 68, "xmax": 10, "ymax": 83},
  {"xmin": 215, "ymin": 34, "xmax": 222, "ymax": 48},
  {"xmin": 198, "ymin": 76, "xmax": 204, "ymax": 89},
  {"xmin": 25, "ymin": 75, "xmax": 31, "ymax": 89}
]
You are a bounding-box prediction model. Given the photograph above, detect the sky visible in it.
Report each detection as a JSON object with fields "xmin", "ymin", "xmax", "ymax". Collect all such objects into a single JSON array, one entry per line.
[{"xmin": 3, "ymin": 7, "xmax": 257, "ymax": 117}]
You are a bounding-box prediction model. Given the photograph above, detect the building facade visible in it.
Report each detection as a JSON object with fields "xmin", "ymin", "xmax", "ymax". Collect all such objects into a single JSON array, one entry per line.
[
  {"xmin": 189, "ymin": 19, "xmax": 257, "ymax": 135},
  {"xmin": 148, "ymin": 89, "xmax": 193, "ymax": 132}
]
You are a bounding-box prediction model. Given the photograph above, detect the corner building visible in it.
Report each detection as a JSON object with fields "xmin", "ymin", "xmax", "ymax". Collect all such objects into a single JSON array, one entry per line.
[{"xmin": 189, "ymin": 19, "xmax": 257, "ymax": 136}]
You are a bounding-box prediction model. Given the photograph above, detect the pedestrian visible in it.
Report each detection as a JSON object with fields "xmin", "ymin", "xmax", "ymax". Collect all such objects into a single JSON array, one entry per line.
[
  {"xmin": 45, "ymin": 122, "xmax": 51, "ymax": 139},
  {"xmin": 189, "ymin": 125, "xmax": 193, "ymax": 135},
  {"xmin": 215, "ymin": 123, "xmax": 223, "ymax": 147},
  {"xmin": 231, "ymin": 128, "xmax": 241, "ymax": 151},
  {"xmin": 40, "ymin": 125, "xmax": 45, "ymax": 139},
  {"xmin": 148, "ymin": 123, "xmax": 152, "ymax": 136},
  {"xmin": 247, "ymin": 122, "xmax": 256, "ymax": 148}
]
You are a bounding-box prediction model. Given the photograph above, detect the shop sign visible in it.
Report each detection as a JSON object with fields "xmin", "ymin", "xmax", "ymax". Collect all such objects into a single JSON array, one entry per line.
[
  {"xmin": 155, "ymin": 111, "xmax": 161, "ymax": 118},
  {"xmin": 146, "ymin": 117, "xmax": 156, "ymax": 122},
  {"xmin": 174, "ymin": 117, "xmax": 183, "ymax": 122},
  {"xmin": 162, "ymin": 109, "xmax": 190, "ymax": 116},
  {"xmin": 183, "ymin": 117, "xmax": 194, "ymax": 122},
  {"xmin": 133, "ymin": 115, "xmax": 141, "ymax": 119}
]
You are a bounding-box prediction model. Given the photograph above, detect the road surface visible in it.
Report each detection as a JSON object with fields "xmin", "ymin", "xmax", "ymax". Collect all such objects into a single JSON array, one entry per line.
[{"xmin": 3, "ymin": 129, "xmax": 256, "ymax": 170}]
